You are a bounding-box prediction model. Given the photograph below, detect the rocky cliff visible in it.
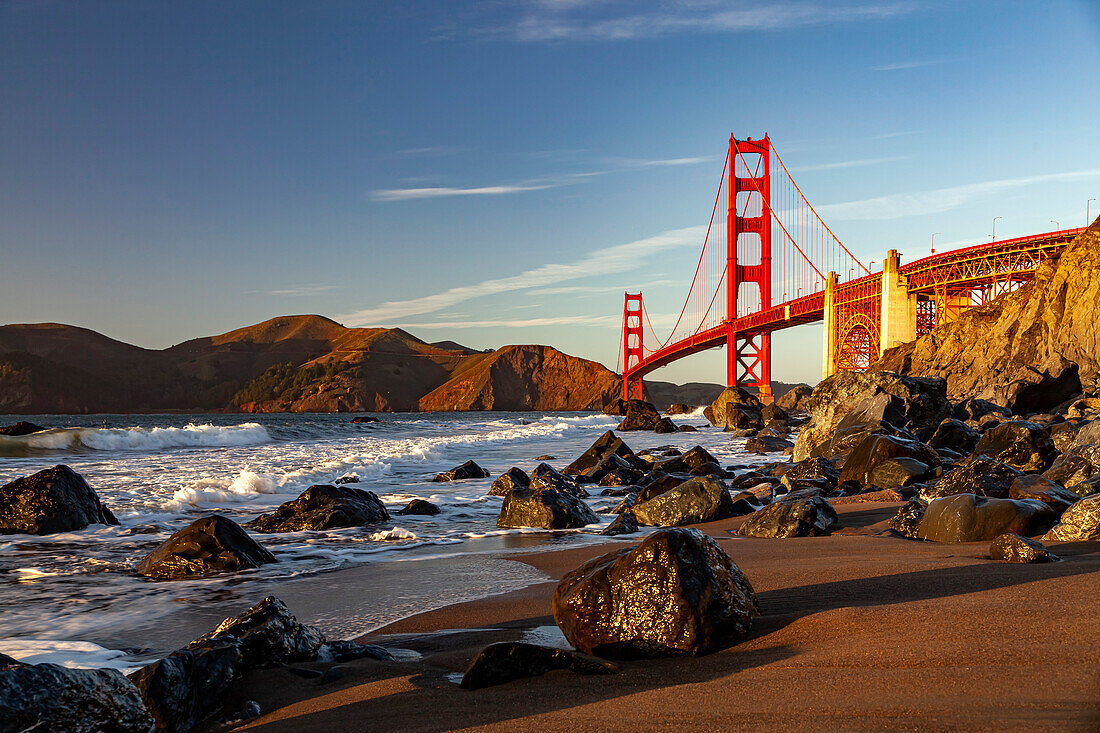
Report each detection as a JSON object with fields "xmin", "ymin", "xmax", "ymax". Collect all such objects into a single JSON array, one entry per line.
[{"xmin": 875, "ymin": 218, "xmax": 1100, "ymax": 412}]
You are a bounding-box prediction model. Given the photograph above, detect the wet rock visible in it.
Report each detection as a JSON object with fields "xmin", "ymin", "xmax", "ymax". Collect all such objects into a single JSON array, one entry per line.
[
  {"xmin": 738, "ymin": 497, "xmax": 838, "ymax": 538},
  {"xmin": 745, "ymin": 435, "xmax": 795, "ymax": 454},
  {"xmin": 1, "ymin": 662, "xmax": 154, "ymax": 733},
  {"xmin": 973, "ymin": 421, "xmax": 1057, "ymax": 473},
  {"xmin": 836, "ymin": 487, "xmax": 906, "ymax": 503},
  {"xmin": 729, "ymin": 491, "xmax": 764, "ymax": 516},
  {"xmin": 688, "ymin": 461, "xmax": 724, "ymax": 477},
  {"xmin": 775, "ymin": 384, "xmax": 813, "ymax": 413},
  {"xmin": 349, "ymin": 416, "xmax": 378, "ymax": 423},
  {"xmin": 530, "ymin": 462, "xmax": 588, "ymax": 498},
  {"xmin": 636, "ymin": 473, "xmax": 692, "ymax": 503},
  {"xmin": 0, "ymin": 420, "xmax": 48, "ymax": 436},
  {"xmin": 497, "ymin": 488, "xmax": 599, "ymax": 529},
  {"xmin": 1008, "ymin": 475, "xmax": 1078, "ymax": 513},
  {"xmin": 596, "ymin": 463, "xmax": 643, "ymax": 487},
  {"xmin": 989, "ymin": 533, "xmax": 1057, "ymax": 563},
  {"xmin": 249, "ymin": 485, "xmax": 390, "ymax": 532},
  {"xmin": 600, "ymin": 512, "xmax": 639, "ymax": 536},
  {"xmin": 320, "ymin": 640, "xmax": 394, "ymax": 663},
  {"xmin": 188, "ymin": 596, "xmax": 325, "ymax": 668},
  {"xmin": 954, "ymin": 399, "xmax": 1011, "ymax": 422},
  {"xmin": 838, "ymin": 434, "xmax": 939, "ymax": 487},
  {"xmin": 679, "ymin": 446, "xmax": 720, "ymax": 471},
  {"xmin": 489, "ymin": 467, "xmax": 530, "ymax": 496},
  {"xmin": 433, "ymin": 460, "xmax": 490, "ymax": 482},
  {"xmin": 0, "ymin": 464, "xmax": 118, "ymax": 536},
  {"xmin": 666, "ymin": 403, "xmax": 694, "ymax": 415},
  {"xmin": 1068, "ymin": 475, "xmax": 1100, "ymax": 497},
  {"xmin": 785, "ymin": 457, "xmax": 841, "ymax": 486},
  {"xmin": 917, "ymin": 494, "xmax": 1056, "ymax": 543},
  {"xmin": 653, "ymin": 417, "xmax": 679, "ymax": 434},
  {"xmin": 721, "ymin": 407, "xmax": 765, "ymax": 432},
  {"xmin": 563, "ymin": 430, "xmax": 637, "ymax": 477},
  {"xmin": 137, "ymin": 515, "xmax": 277, "ymax": 579},
  {"xmin": 553, "ymin": 528, "xmax": 760, "ymax": 658},
  {"xmin": 921, "ymin": 455, "xmax": 1023, "ymax": 501},
  {"xmin": 1044, "ymin": 443, "xmax": 1100, "ymax": 488},
  {"xmin": 679, "ymin": 424, "xmax": 699, "ymax": 432},
  {"xmin": 333, "ymin": 475, "xmax": 360, "ymax": 485},
  {"xmin": 793, "ymin": 371, "xmax": 951, "ymax": 461},
  {"xmin": 888, "ymin": 500, "xmax": 926, "ymax": 538},
  {"xmin": 396, "ymin": 499, "xmax": 441, "ymax": 516},
  {"xmin": 617, "ymin": 400, "xmax": 665, "ymax": 431},
  {"xmin": 704, "ymin": 386, "xmax": 763, "ymax": 429},
  {"xmin": 460, "ymin": 642, "xmax": 618, "ymax": 690},
  {"xmin": 602, "ymin": 398, "xmax": 627, "ymax": 416},
  {"xmin": 632, "ymin": 476, "xmax": 735, "ymax": 527},
  {"xmin": 867, "ymin": 458, "xmax": 931, "ymax": 489},
  {"xmin": 811, "ymin": 419, "xmax": 919, "ymax": 462},
  {"xmin": 928, "ymin": 418, "xmax": 981, "ymax": 454},
  {"xmin": 1048, "ymin": 422, "xmax": 1080, "ymax": 452},
  {"xmin": 1043, "ymin": 494, "xmax": 1100, "ymax": 541},
  {"xmin": 762, "ymin": 402, "xmax": 789, "ymax": 423}
]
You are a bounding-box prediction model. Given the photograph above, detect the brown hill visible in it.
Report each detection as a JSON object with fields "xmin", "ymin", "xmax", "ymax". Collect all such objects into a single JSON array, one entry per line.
[
  {"xmin": 418, "ymin": 345, "xmax": 621, "ymax": 411},
  {"xmin": 875, "ymin": 217, "xmax": 1100, "ymax": 412}
]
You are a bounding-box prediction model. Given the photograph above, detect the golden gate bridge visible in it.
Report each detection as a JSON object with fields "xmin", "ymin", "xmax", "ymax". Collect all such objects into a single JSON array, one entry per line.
[{"xmin": 619, "ymin": 133, "xmax": 1085, "ymax": 401}]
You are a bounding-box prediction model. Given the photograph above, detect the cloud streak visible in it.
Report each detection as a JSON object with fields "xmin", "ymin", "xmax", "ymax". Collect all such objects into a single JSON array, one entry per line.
[
  {"xmin": 340, "ymin": 226, "xmax": 704, "ymax": 325},
  {"xmin": 790, "ymin": 155, "xmax": 910, "ymax": 172},
  {"xmin": 816, "ymin": 169, "xmax": 1100, "ymax": 221},
  {"xmin": 372, "ymin": 183, "xmax": 559, "ymax": 201}
]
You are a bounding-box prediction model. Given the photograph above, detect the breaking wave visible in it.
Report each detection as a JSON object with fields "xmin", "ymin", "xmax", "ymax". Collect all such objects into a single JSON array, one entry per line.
[{"xmin": 0, "ymin": 423, "xmax": 272, "ymax": 456}]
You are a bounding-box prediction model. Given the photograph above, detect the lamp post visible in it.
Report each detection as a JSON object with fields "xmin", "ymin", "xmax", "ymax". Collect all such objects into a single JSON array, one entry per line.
[
  {"xmin": 991, "ymin": 216, "xmax": 1003, "ymax": 242},
  {"xmin": 931, "ymin": 232, "xmax": 941, "ymax": 254},
  {"xmin": 1051, "ymin": 219, "xmax": 1060, "ymax": 231},
  {"xmin": 1089, "ymin": 198, "xmax": 1096, "ymax": 225}
]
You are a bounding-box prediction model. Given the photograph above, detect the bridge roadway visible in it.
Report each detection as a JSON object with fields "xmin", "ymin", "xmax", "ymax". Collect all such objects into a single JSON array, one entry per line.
[{"xmin": 625, "ymin": 226, "xmax": 1086, "ymax": 383}]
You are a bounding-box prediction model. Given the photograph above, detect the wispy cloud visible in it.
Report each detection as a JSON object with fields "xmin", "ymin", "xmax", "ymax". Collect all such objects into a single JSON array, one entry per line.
[
  {"xmin": 871, "ymin": 59, "xmax": 945, "ymax": 71},
  {"xmin": 529, "ymin": 278, "xmax": 677, "ymax": 296},
  {"xmin": 816, "ymin": 169, "xmax": 1100, "ymax": 221},
  {"xmin": 339, "ymin": 226, "xmax": 704, "ymax": 325},
  {"xmin": 391, "ymin": 146, "xmax": 466, "ymax": 158},
  {"xmin": 478, "ymin": 1, "xmax": 919, "ymax": 42},
  {"xmin": 378, "ymin": 315, "xmax": 621, "ymax": 329},
  {"xmin": 261, "ymin": 284, "xmax": 340, "ymax": 297},
  {"xmin": 372, "ymin": 183, "xmax": 564, "ymax": 201},
  {"xmin": 790, "ymin": 155, "xmax": 910, "ymax": 172}
]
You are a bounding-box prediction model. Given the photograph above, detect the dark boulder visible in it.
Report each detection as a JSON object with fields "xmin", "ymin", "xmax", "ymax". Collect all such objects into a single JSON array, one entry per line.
[
  {"xmin": 921, "ymin": 455, "xmax": 1023, "ymax": 501},
  {"xmin": 433, "ymin": 460, "xmax": 490, "ymax": 482},
  {"xmin": 762, "ymin": 402, "xmax": 789, "ymax": 423},
  {"xmin": 601, "ymin": 512, "xmax": 639, "ymax": 536},
  {"xmin": 917, "ymin": 494, "xmax": 1056, "ymax": 543},
  {"xmin": 497, "ymin": 488, "xmax": 599, "ymax": 529},
  {"xmin": 738, "ymin": 497, "xmax": 837, "ymax": 538},
  {"xmin": 989, "ymin": 533, "xmax": 1057, "ymax": 563},
  {"xmin": 1043, "ymin": 494, "xmax": 1100, "ymax": 541},
  {"xmin": 721, "ymin": 406, "xmax": 765, "ymax": 431},
  {"xmin": 1, "ymin": 663, "xmax": 154, "ymax": 733},
  {"xmin": 563, "ymin": 431, "xmax": 636, "ymax": 477},
  {"xmin": 784, "ymin": 457, "xmax": 841, "ymax": 486},
  {"xmin": 810, "ymin": 419, "xmax": 918, "ymax": 461},
  {"xmin": 704, "ymin": 386, "xmax": 763, "ymax": 429},
  {"xmin": 745, "ymin": 435, "xmax": 794, "ymax": 454},
  {"xmin": 632, "ymin": 476, "xmax": 735, "ymax": 527},
  {"xmin": 928, "ymin": 418, "xmax": 981, "ymax": 454},
  {"xmin": 954, "ymin": 398, "xmax": 1010, "ymax": 422},
  {"xmin": 530, "ymin": 462, "xmax": 588, "ymax": 498},
  {"xmin": 489, "ymin": 467, "xmax": 530, "ymax": 496},
  {"xmin": 0, "ymin": 464, "xmax": 118, "ymax": 536},
  {"xmin": 460, "ymin": 642, "xmax": 617, "ymax": 690},
  {"xmin": 247, "ymin": 485, "xmax": 389, "ymax": 532},
  {"xmin": 185, "ymin": 596, "xmax": 325, "ymax": 668},
  {"xmin": 867, "ymin": 457, "xmax": 931, "ymax": 490},
  {"xmin": 0, "ymin": 420, "xmax": 48, "ymax": 436},
  {"xmin": 1008, "ymin": 475, "xmax": 1078, "ymax": 513},
  {"xmin": 653, "ymin": 417, "xmax": 679, "ymax": 434},
  {"xmin": 552, "ymin": 528, "xmax": 760, "ymax": 658},
  {"xmin": 973, "ymin": 420, "xmax": 1057, "ymax": 473},
  {"xmin": 1048, "ymin": 422, "xmax": 1080, "ymax": 452},
  {"xmin": 729, "ymin": 491, "xmax": 765, "ymax": 516},
  {"xmin": 688, "ymin": 461, "xmax": 724, "ymax": 477},
  {"xmin": 602, "ymin": 398, "xmax": 627, "ymax": 416},
  {"xmin": 396, "ymin": 499, "xmax": 440, "ymax": 516},
  {"xmin": 838, "ymin": 434, "xmax": 939, "ymax": 487},
  {"xmin": 888, "ymin": 500, "xmax": 926, "ymax": 538},
  {"xmin": 349, "ymin": 416, "xmax": 379, "ymax": 423},
  {"xmin": 666, "ymin": 403, "xmax": 694, "ymax": 415},
  {"xmin": 775, "ymin": 384, "xmax": 812, "ymax": 413},
  {"xmin": 137, "ymin": 515, "xmax": 277, "ymax": 579},
  {"xmin": 680, "ymin": 446, "xmax": 720, "ymax": 471},
  {"xmin": 636, "ymin": 473, "xmax": 692, "ymax": 503},
  {"xmin": 617, "ymin": 400, "xmax": 665, "ymax": 431},
  {"xmin": 1043, "ymin": 444, "xmax": 1100, "ymax": 488},
  {"xmin": 679, "ymin": 424, "xmax": 699, "ymax": 432}
]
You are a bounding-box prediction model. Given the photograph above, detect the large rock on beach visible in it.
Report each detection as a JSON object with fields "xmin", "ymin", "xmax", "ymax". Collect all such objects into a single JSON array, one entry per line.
[
  {"xmin": 529, "ymin": 462, "xmax": 588, "ymax": 498},
  {"xmin": 874, "ymin": 220, "xmax": 1100, "ymax": 407},
  {"xmin": 920, "ymin": 455, "xmax": 1022, "ymax": 501},
  {"xmin": 489, "ymin": 467, "xmax": 530, "ymax": 496},
  {"xmin": 793, "ymin": 371, "xmax": 950, "ymax": 461},
  {"xmin": 738, "ymin": 497, "xmax": 838, "ymax": 538},
  {"xmin": 0, "ymin": 662, "xmax": 154, "ymax": 733},
  {"xmin": 1043, "ymin": 494, "xmax": 1100, "ymax": 541},
  {"xmin": 917, "ymin": 494, "xmax": 1056, "ymax": 543},
  {"xmin": 0, "ymin": 464, "xmax": 118, "ymax": 535},
  {"xmin": 775, "ymin": 384, "xmax": 812, "ymax": 413},
  {"xmin": 136, "ymin": 514, "xmax": 277, "ymax": 579},
  {"xmin": 745, "ymin": 435, "xmax": 794, "ymax": 454},
  {"xmin": 704, "ymin": 386, "xmax": 763, "ymax": 429},
  {"xmin": 838, "ymin": 434, "xmax": 939, "ymax": 488},
  {"xmin": 1043, "ymin": 443, "xmax": 1100, "ymax": 488},
  {"xmin": 562, "ymin": 430, "xmax": 636, "ymax": 477},
  {"xmin": 617, "ymin": 400, "xmax": 666, "ymax": 431},
  {"xmin": 496, "ymin": 488, "xmax": 599, "ymax": 529},
  {"xmin": 1008, "ymin": 474, "xmax": 1078, "ymax": 513},
  {"xmin": 552, "ymin": 528, "xmax": 760, "ymax": 658},
  {"xmin": 989, "ymin": 533, "xmax": 1057, "ymax": 563},
  {"xmin": 247, "ymin": 485, "xmax": 390, "ymax": 532},
  {"xmin": 460, "ymin": 642, "xmax": 618, "ymax": 690},
  {"xmin": 972, "ymin": 421, "xmax": 1057, "ymax": 473},
  {"xmin": 433, "ymin": 460, "xmax": 490, "ymax": 482},
  {"xmin": 928, "ymin": 418, "xmax": 981, "ymax": 454},
  {"xmin": 888, "ymin": 500, "xmax": 926, "ymax": 538},
  {"xmin": 632, "ymin": 476, "xmax": 735, "ymax": 527}
]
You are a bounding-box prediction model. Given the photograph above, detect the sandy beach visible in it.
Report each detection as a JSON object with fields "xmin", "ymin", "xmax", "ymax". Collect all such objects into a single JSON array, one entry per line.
[{"xmin": 223, "ymin": 504, "xmax": 1100, "ymax": 732}]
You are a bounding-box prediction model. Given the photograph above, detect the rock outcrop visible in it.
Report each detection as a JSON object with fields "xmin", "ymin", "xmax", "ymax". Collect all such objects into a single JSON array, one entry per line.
[
  {"xmin": 552, "ymin": 529, "xmax": 759, "ymax": 658},
  {"xmin": 496, "ymin": 488, "xmax": 599, "ymax": 529},
  {"xmin": 247, "ymin": 485, "xmax": 390, "ymax": 532},
  {"xmin": 0, "ymin": 662, "xmax": 154, "ymax": 733},
  {"xmin": 0, "ymin": 420, "xmax": 48, "ymax": 435},
  {"xmin": 0, "ymin": 465, "xmax": 118, "ymax": 535},
  {"xmin": 137, "ymin": 515, "xmax": 277, "ymax": 579},
  {"xmin": 459, "ymin": 642, "xmax": 618, "ymax": 690},
  {"xmin": 875, "ymin": 219, "xmax": 1100, "ymax": 409}
]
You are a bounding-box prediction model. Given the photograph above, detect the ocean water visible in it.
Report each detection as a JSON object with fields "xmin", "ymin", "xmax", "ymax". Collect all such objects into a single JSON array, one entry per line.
[{"xmin": 0, "ymin": 410, "xmax": 772, "ymax": 671}]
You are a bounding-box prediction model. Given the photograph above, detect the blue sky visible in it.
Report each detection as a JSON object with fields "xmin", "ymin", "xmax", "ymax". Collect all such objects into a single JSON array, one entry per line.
[{"xmin": 2, "ymin": 0, "xmax": 1098, "ymax": 385}]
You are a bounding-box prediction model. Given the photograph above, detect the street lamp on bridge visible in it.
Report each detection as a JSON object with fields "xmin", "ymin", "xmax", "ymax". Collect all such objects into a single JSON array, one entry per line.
[
  {"xmin": 931, "ymin": 232, "xmax": 941, "ymax": 254},
  {"xmin": 991, "ymin": 216, "xmax": 1003, "ymax": 242}
]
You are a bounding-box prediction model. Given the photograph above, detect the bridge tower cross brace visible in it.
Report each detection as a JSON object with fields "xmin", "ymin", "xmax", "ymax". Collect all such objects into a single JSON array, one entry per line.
[{"xmin": 727, "ymin": 135, "xmax": 773, "ymax": 400}]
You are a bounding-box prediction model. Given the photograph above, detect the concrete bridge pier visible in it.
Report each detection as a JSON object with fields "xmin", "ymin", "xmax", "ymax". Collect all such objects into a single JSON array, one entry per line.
[
  {"xmin": 879, "ymin": 249, "xmax": 918, "ymax": 353},
  {"xmin": 821, "ymin": 272, "xmax": 838, "ymax": 380}
]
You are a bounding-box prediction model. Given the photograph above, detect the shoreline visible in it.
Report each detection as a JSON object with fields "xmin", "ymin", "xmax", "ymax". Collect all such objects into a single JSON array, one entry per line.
[{"xmin": 221, "ymin": 504, "xmax": 1100, "ymax": 731}]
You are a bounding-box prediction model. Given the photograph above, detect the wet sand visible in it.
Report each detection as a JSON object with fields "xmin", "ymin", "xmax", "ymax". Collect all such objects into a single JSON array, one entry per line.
[{"xmin": 225, "ymin": 504, "xmax": 1100, "ymax": 732}]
